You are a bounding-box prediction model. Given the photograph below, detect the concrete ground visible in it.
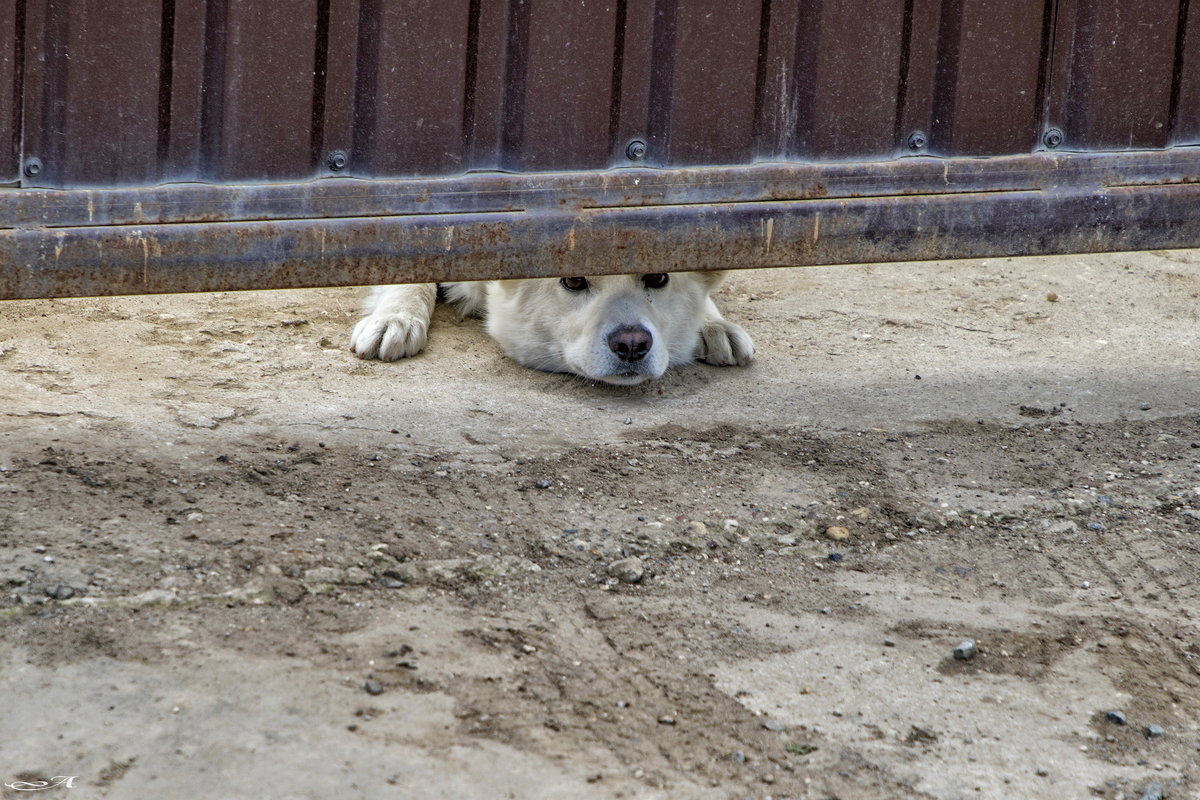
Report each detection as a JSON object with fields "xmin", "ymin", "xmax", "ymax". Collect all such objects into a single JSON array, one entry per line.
[{"xmin": 0, "ymin": 250, "xmax": 1197, "ymax": 799}]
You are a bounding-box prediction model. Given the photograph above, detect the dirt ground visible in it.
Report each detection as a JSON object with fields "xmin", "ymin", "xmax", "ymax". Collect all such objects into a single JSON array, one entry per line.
[{"xmin": 1, "ymin": 251, "xmax": 1198, "ymax": 800}]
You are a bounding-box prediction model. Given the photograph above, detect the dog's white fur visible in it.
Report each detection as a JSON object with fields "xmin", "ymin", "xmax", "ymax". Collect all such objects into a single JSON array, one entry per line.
[{"xmin": 349, "ymin": 273, "xmax": 754, "ymax": 385}]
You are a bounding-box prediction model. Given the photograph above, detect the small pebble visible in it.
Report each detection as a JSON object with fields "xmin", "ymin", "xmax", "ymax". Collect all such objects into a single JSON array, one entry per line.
[
  {"xmin": 1145, "ymin": 724, "xmax": 1165, "ymax": 738},
  {"xmin": 1141, "ymin": 781, "xmax": 1164, "ymax": 800},
  {"xmin": 1087, "ymin": 521, "xmax": 1107, "ymax": 532},
  {"xmin": 953, "ymin": 640, "xmax": 977, "ymax": 660},
  {"xmin": 363, "ymin": 679, "xmax": 384, "ymax": 695},
  {"xmin": 304, "ymin": 566, "xmax": 345, "ymax": 584},
  {"xmin": 828, "ymin": 553, "xmax": 843, "ymax": 563},
  {"xmin": 762, "ymin": 719, "xmax": 786, "ymax": 732},
  {"xmin": 884, "ymin": 639, "xmax": 896, "ymax": 648},
  {"xmin": 1106, "ymin": 710, "xmax": 1127, "ymax": 725},
  {"xmin": 732, "ymin": 750, "xmax": 746, "ymax": 763},
  {"xmin": 607, "ymin": 557, "xmax": 645, "ymax": 584},
  {"xmin": 45, "ymin": 585, "xmax": 75, "ymax": 601},
  {"xmin": 825, "ymin": 526, "xmax": 850, "ymax": 541},
  {"xmin": 657, "ymin": 715, "xmax": 676, "ymax": 725},
  {"xmin": 535, "ymin": 479, "xmax": 553, "ymax": 489}
]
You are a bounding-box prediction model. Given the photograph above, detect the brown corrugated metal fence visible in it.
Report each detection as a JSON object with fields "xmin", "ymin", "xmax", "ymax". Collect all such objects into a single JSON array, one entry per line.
[
  {"xmin": 2, "ymin": 1, "xmax": 1200, "ymax": 298},
  {"xmin": 6, "ymin": 0, "xmax": 1199, "ymax": 187}
]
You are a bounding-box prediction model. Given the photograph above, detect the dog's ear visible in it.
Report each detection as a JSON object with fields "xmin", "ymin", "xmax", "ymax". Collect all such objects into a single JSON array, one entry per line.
[{"xmin": 693, "ymin": 270, "xmax": 727, "ymax": 290}]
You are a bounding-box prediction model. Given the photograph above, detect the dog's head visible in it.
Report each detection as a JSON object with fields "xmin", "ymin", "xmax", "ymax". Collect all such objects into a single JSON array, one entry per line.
[{"xmin": 484, "ymin": 272, "xmax": 723, "ymax": 385}]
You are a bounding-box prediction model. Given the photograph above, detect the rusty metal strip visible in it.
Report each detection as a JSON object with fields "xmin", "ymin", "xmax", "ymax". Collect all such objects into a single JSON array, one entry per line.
[
  {"xmin": 4, "ymin": 149, "xmax": 1200, "ymax": 229},
  {"xmin": 3, "ymin": 157, "xmax": 1200, "ymax": 299}
]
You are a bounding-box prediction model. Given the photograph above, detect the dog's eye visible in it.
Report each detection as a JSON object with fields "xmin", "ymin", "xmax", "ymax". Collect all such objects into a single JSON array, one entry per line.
[
  {"xmin": 560, "ymin": 277, "xmax": 589, "ymax": 292},
  {"xmin": 642, "ymin": 273, "xmax": 669, "ymax": 289}
]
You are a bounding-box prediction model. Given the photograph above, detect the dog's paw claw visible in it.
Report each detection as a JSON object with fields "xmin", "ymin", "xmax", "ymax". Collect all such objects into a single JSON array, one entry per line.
[
  {"xmin": 350, "ymin": 314, "xmax": 429, "ymax": 361},
  {"xmin": 698, "ymin": 319, "xmax": 755, "ymax": 367}
]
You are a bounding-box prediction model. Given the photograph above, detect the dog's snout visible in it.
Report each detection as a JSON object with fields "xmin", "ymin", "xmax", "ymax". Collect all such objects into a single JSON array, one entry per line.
[{"xmin": 607, "ymin": 325, "xmax": 653, "ymax": 363}]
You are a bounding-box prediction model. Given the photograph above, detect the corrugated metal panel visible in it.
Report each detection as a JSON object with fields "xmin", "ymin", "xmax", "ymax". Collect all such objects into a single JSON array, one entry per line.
[
  {"xmin": 1047, "ymin": 0, "xmax": 1182, "ymax": 151},
  {"xmin": 1, "ymin": 0, "xmax": 19, "ymax": 184},
  {"xmin": 757, "ymin": 0, "xmax": 909, "ymax": 160},
  {"xmin": 502, "ymin": 0, "xmax": 618, "ymax": 170},
  {"xmin": 1173, "ymin": 0, "xmax": 1200, "ymax": 146},
  {"xmin": 646, "ymin": 0, "xmax": 762, "ymax": 166},
  {"xmin": 352, "ymin": 0, "xmax": 472, "ymax": 175},
  {"xmin": 158, "ymin": 0, "xmax": 204, "ymax": 180},
  {"xmin": 21, "ymin": 0, "xmax": 165, "ymax": 186},
  {"xmin": 929, "ymin": 0, "xmax": 1050, "ymax": 156},
  {"xmin": 9, "ymin": 0, "xmax": 1200, "ymax": 187},
  {"xmin": 207, "ymin": 0, "xmax": 322, "ymax": 181}
]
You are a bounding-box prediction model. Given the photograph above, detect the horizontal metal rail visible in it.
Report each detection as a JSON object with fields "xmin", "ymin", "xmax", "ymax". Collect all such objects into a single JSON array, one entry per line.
[{"xmin": 2, "ymin": 149, "xmax": 1199, "ymax": 300}]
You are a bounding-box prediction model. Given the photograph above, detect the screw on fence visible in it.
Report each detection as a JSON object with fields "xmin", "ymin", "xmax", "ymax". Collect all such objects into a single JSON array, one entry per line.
[{"xmin": 327, "ymin": 150, "xmax": 349, "ymax": 172}]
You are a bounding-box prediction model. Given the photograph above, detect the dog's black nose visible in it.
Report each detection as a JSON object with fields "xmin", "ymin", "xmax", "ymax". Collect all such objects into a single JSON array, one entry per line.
[{"xmin": 607, "ymin": 325, "xmax": 653, "ymax": 363}]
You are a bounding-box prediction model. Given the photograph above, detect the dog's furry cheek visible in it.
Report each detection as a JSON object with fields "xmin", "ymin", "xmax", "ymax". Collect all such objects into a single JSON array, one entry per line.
[
  {"xmin": 667, "ymin": 328, "xmax": 705, "ymax": 367},
  {"xmin": 655, "ymin": 286, "xmax": 715, "ymax": 366},
  {"xmin": 486, "ymin": 312, "xmax": 570, "ymax": 373}
]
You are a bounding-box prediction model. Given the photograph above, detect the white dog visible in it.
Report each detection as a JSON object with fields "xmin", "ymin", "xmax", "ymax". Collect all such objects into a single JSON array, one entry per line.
[{"xmin": 349, "ymin": 272, "xmax": 754, "ymax": 385}]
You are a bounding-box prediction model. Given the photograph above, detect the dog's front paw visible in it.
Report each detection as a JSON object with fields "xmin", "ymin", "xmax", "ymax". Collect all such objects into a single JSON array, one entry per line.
[
  {"xmin": 697, "ymin": 318, "xmax": 755, "ymax": 367},
  {"xmin": 349, "ymin": 314, "xmax": 429, "ymax": 361}
]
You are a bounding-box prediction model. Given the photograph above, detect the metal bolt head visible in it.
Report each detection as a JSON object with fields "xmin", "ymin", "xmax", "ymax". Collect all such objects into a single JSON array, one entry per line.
[
  {"xmin": 327, "ymin": 150, "xmax": 348, "ymax": 172},
  {"xmin": 907, "ymin": 131, "xmax": 927, "ymax": 151},
  {"xmin": 1043, "ymin": 128, "xmax": 1064, "ymax": 149},
  {"xmin": 23, "ymin": 157, "xmax": 43, "ymax": 178},
  {"xmin": 625, "ymin": 139, "xmax": 647, "ymax": 161}
]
